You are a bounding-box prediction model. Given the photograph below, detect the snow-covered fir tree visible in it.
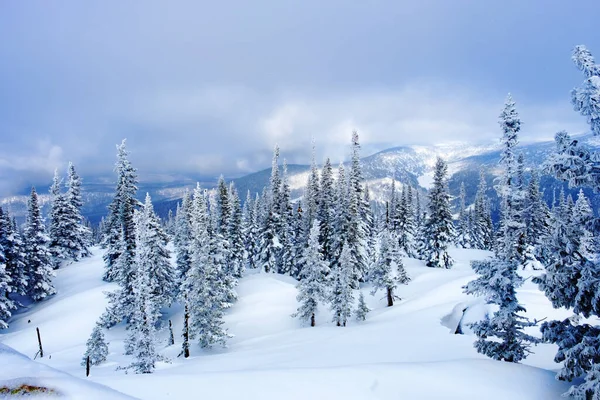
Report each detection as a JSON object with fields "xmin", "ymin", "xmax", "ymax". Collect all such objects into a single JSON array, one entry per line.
[
  {"xmin": 422, "ymin": 157, "xmax": 454, "ymax": 269},
  {"xmin": 330, "ymin": 241, "xmax": 354, "ymax": 327},
  {"xmin": 0, "ymin": 242, "xmax": 15, "ymax": 329},
  {"xmin": 464, "ymin": 258, "xmax": 538, "ymax": 363},
  {"xmin": 455, "ymin": 182, "xmax": 470, "ymax": 248},
  {"xmin": 345, "ymin": 131, "xmax": 369, "ymax": 284},
  {"xmin": 571, "ymin": 45, "xmax": 600, "ymax": 136},
  {"xmin": 496, "ymin": 95, "xmax": 527, "ymax": 267},
  {"xmin": 318, "ymin": 158, "xmax": 336, "ymax": 265},
  {"xmin": 125, "ymin": 194, "xmax": 170, "ymax": 372},
  {"xmin": 524, "ymin": 170, "xmax": 551, "ymax": 264},
  {"xmin": 228, "ymin": 184, "xmax": 245, "ymax": 278},
  {"xmin": 81, "ymin": 323, "xmax": 109, "ymax": 367},
  {"xmin": 396, "ymin": 185, "xmax": 416, "ymax": 256},
  {"xmin": 174, "ymin": 192, "xmax": 193, "ymax": 295},
  {"xmin": 66, "ymin": 162, "xmax": 91, "ymax": 259},
  {"xmin": 293, "ymin": 221, "xmax": 329, "ymax": 327},
  {"xmin": 24, "ymin": 187, "xmax": 56, "ymax": 301},
  {"xmin": 355, "ymin": 292, "xmax": 369, "ymax": 322},
  {"xmin": 369, "ymin": 229, "xmax": 410, "ymax": 307},
  {"xmin": 48, "ymin": 170, "xmax": 71, "ymax": 268},
  {"xmin": 0, "ymin": 207, "xmax": 26, "ymax": 297},
  {"xmin": 101, "ymin": 140, "xmax": 140, "ymax": 326},
  {"xmin": 183, "ymin": 185, "xmax": 232, "ymax": 351},
  {"xmin": 302, "ymin": 142, "xmax": 320, "ymax": 243},
  {"xmin": 279, "ymin": 160, "xmax": 296, "ymax": 275},
  {"xmin": 331, "ymin": 162, "xmax": 348, "ymax": 273},
  {"xmin": 242, "ymin": 191, "xmax": 259, "ymax": 271},
  {"xmin": 471, "ymin": 168, "xmax": 494, "ymax": 251}
]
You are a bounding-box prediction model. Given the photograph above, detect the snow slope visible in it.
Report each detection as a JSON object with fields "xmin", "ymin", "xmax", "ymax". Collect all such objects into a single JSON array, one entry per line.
[{"xmin": 0, "ymin": 247, "xmax": 575, "ymax": 399}]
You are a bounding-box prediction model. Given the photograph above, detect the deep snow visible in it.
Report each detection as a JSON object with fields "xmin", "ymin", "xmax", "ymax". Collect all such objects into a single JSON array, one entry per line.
[{"xmin": 0, "ymin": 247, "xmax": 577, "ymax": 399}]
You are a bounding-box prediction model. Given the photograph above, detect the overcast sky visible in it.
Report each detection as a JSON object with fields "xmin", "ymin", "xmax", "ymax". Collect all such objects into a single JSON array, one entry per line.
[{"xmin": 0, "ymin": 1, "xmax": 598, "ymax": 195}]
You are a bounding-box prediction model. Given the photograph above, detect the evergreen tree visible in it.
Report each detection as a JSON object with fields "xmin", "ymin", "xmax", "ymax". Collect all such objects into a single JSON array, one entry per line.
[
  {"xmin": 330, "ymin": 241, "xmax": 354, "ymax": 327},
  {"xmin": 496, "ymin": 95, "xmax": 527, "ymax": 267},
  {"xmin": 369, "ymin": 230, "xmax": 410, "ymax": 307},
  {"xmin": 571, "ymin": 45, "xmax": 600, "ymax": 136},
  {"xmin": 24, "ymin": 187, "xmax": 55, "ymax": 301},
  {"xmin": 279, "ymin": 160, "xmax": 296, "ymax": 275},
  {"xmin": 455, "ymin": 182, "xmax": 470, "ymax": 248},
  {"xmin": 101, "ymin": 140, "xmax": 140, "ymax": 326},
  {"xmin": 331, "ymin": 163, "xmax": 348, "ymax": 273},
  {"xmin": 184, "ymin": 185, "xmax": 232, "ymax": 351},
  {"xmin": 66, "ymin": 162, "xmax": 91, "ymax": 259},
  {"xmin": 242, "ymin": 191, "xmax": 259, "ymax": 271},
  {"xmin": 228, "ymin": 184, "xmax": 245, "ymax": 278},
  {"xmin": 318, "ymin": 158, "xmax": 336, "ymax": 264},
  {"xmin": 302, "ymin": 142, "xmax": 320, "ymax": 242},
  {"xmin": 396, "ymin": 185, "xmax": 415, "ymax": 256},
  {"xmin": 464, "ymin": 258, "xmax": 538, "ymax": 363},
  {"xmin": 472, "ymin": 169, "xmax": 494, "ymax": 251},
  {"xmin": 81, "ymin": 323, "xmax": 109, "ymax": 366},
  {"xmin": 174, "ymin": 192, "xmax": 193, "ymax": 294},
  {"xmin": 293, "ymin": 221, "xmax": 329, "ymax": 327},
  {"xmin": 48, "ymin": 170, "xmax": 71, "ymax": 268},
  {"xmin": 0, "ymin": 207, "xmax": 26, "ymax": 296},
  {"xmin": 422, "ymin": 157, "xmax": 454, "ymax": 269},
  {"xmin": 355, "ymin": 292, "xmax": 369, "ymax": 322},
  {"xmin": 346, "ymin": 131, "xmax": 369, "ymax": 284},
  {"xmin": 0, "ymin": 242, "xmax": 14, "ymax": 329},
  {"xmin": 524, "ymin": 170, "xmax": 551, "ymax": 264}
]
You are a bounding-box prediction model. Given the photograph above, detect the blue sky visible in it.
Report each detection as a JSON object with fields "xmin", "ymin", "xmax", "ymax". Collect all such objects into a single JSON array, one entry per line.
[{"xmin": 0, "ymin": 1, "xmax": 598, "ymax": 195}]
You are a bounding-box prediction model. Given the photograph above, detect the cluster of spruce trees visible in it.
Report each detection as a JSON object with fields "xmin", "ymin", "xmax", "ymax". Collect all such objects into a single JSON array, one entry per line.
[{"xmin": 0, "ymin": 163, "xmax": 90, "ymax": 329}]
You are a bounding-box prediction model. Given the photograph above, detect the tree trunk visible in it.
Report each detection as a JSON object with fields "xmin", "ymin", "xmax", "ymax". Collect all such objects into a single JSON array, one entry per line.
[
  {"xmin": 36, "ymin": 327, "xmax": 44, "ymax": 358},
  {"xmin": 387, "ymin": 287, "xmax": 394, "ymax": 307},
  {"xmin": 182, "ymin": 303, "xmax": 190, "ymax": 358},
  {"xmin": 86, "ymin": 356, "xmax": 90, "ymax": 377},
  {"xmin": 310, "ymin": 312, "xmax": 315, "ymax": 327},
  {"xmin": 168, "ymin": 320, "xmax": 175, "ymax": 346}
]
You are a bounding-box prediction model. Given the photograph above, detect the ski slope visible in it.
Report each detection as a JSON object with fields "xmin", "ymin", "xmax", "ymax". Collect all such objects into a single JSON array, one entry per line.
[{"xmin": 0, "ymin": 247, "xmax": 575, "ymax": 399}]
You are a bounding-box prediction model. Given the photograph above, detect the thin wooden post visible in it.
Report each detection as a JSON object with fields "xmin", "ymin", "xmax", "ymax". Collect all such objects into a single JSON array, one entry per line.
[{"xmin": 36, "ymin": 327, "xmax": 43, "ymax": 358}]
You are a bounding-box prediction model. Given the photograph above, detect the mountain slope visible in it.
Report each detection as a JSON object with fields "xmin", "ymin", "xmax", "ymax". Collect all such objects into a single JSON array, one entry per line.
[{"xmin": 0, "ymin": 247, "xmax": 575, "ymax": 399}]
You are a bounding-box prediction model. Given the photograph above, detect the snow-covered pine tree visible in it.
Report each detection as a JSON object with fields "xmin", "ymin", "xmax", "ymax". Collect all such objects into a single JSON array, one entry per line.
[
  {"xmin": 422, "ymin": 157, "xmax": 454, "ymax": 269},
  {"xmin": 346, "ymin": 131, "xmax": 369, "ymax": 284},
  {"xmin": 471, "ymin": 168, "xmax": 494, "ymax": 250},
  {"xmin": 184, "ymin": 185, "xmax": 232, "ymax": 351},
  {"xmin": 102, "ymin": 139, "xmax": 139, "ymax": 287},
  {"xmin": 66, "ymin": 162, "xmax": 91, "ymax": 259},
  {"xmin": 524, "ymin": 170, "xmax": 551, "ymax": 264},
  {"xmin": 318, "ymin": 158, "xmax": 336, "ymax": 265},
  {"xmin": 455, "ymin": 182, "xmax": 470, "ymax": 248},
  {"xmin": 0, "ymin": 207, "xmax": 26, "ymax": 296},
  {"xmin": 48, "ymin": 170, "xmax": 71, "ymax": 268},
  {"xmin": 302, "ymin": 141, "xmax": 320, "ymax": 243},
  {"xmin": 369, "ymin": 229, "xmax": 410, "ymax": 306},
  {"xmin": 330, "ymin": 240, "xmax": 354, "ymax": 327},
  {"xmin": 279, "ymin": 160, "xmax": 296, "ymax": 275},
  {"xmin": 572, "ymin": 45, "xmax": 600, "ymax": 136},
  {"xmin": 396, "ymin": 185, "xmax": 415, "ymax": 256},
  {"xmin": 293, "ymin": 220, "xmax": 329, "ymax": 326},
  {"xmin": 362, "ymin": 184, "xmax": 377, "ymax": 270},
  {"xmin": 135, "ymin": 194, "xmax": 175, "ymax": 308},
  {"xmin": 174, "ymin": 192, "xmax": 192, "ymax": 294},
  {"xmin": 24, "ymin": 187, "xmax": 56, "ymax": 301},
  {"xmin": 496, "ymin": 95, "xmax": 527, "ymax": 267},
  {"xmin": 81, "ymin": 323, "xmax": 109, "ymax": 367},
  {"xmin": 464, "ymin": 258, "xmax": 538, "ymax": 362},
  {"xmin": 330, "ymin": 162, "xmax": 348, "ymax": 273},
  {"xmin": 101, "ymin": 140, "xmax": 140, "ymax": 326},
  {"xmin": 355, "ymin": 292, "xmax": 369, "ymax": 322},
  {"xmin": 228, "ymin": 184, "xmax": 245, "ymax": 278},
  {"xmin": 242, "ymin": 191, "xmax": 259, "ymax": 271},
  {"xmin": 572, "ymin": 189, "xmax": 596, "ymax": 261},
  {"xmin": 0, "ymin": 241, "xmax": 15, "ymax": 329}
]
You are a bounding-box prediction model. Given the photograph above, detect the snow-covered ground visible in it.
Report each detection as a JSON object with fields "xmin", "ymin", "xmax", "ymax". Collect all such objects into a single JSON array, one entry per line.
[{"xmin": 0, "ymin": 247, "xmax": 576, "ymax": 399}]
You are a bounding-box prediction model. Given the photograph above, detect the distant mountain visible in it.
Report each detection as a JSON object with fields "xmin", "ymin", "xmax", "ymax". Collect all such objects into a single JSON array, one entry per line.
[{"xmin": 2, "ymin": 134, "xmax": 598, "ymax": 225}]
